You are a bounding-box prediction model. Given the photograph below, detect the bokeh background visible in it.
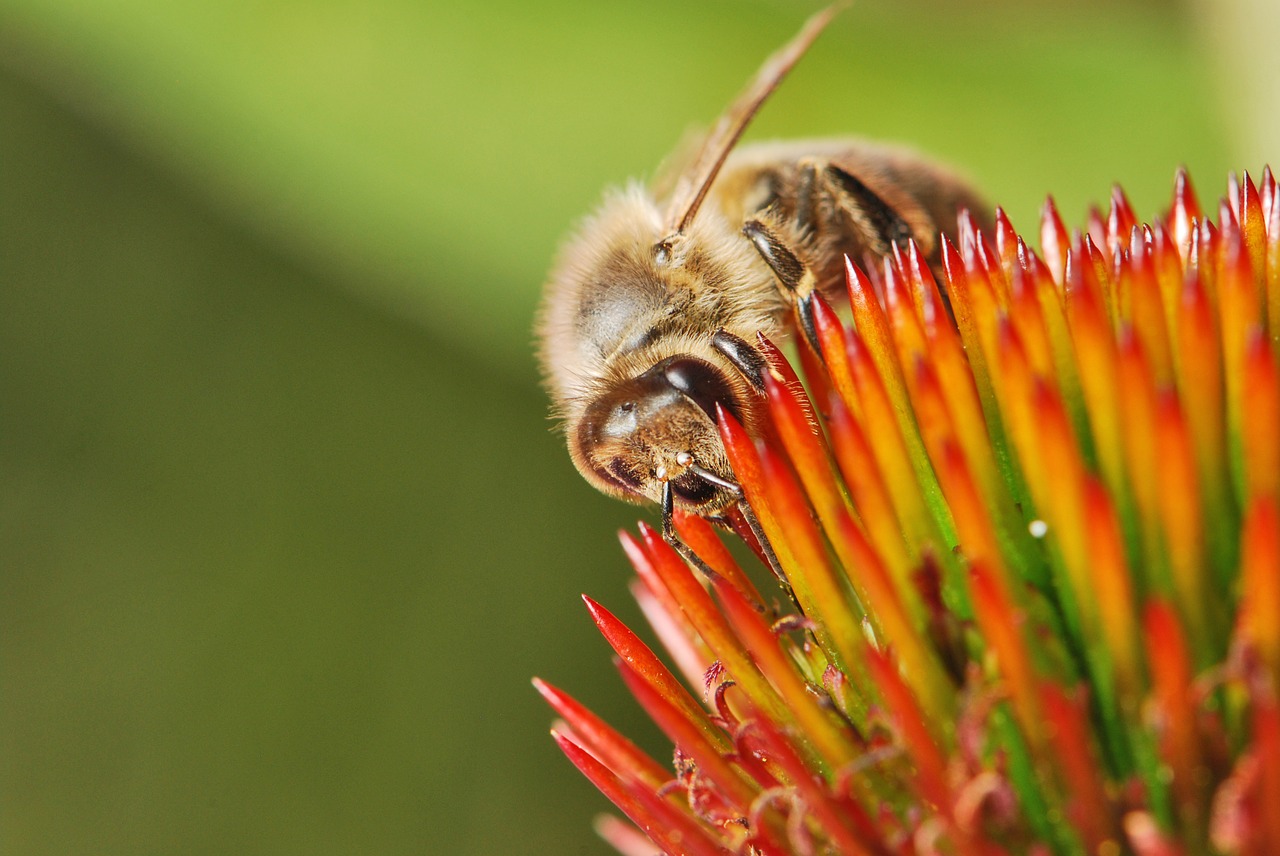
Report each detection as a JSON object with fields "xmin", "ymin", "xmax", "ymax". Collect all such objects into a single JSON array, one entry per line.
[{"xmin": 0, "ymin": 0, "xmax": 1273, "ymax": 853}]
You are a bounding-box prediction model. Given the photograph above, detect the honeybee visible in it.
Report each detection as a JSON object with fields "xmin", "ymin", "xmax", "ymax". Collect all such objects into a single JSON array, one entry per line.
[{"xmin": 538, "ymin": 6, "xmax": 990, "ymax": 528}]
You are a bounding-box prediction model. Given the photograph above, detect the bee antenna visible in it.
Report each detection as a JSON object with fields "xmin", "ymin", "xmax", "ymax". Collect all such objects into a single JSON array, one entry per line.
[{"xmin": 666, "ymin": 3, "xmax": 847, "ymax": 235}]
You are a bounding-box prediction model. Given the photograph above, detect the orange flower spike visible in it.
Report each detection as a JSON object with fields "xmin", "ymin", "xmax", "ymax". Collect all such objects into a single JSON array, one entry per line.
[
  {"xmin": 1150, "ymin": 222, "xmax": 1186, "ymax": 346},
  {"xmin": 581, "ymin": 595, "xmax": 730, "ymax": 752},
  {"xmin": 1239, "ymin": 172, "xmax": 1267, "ymax": 301},
  {"xmin": 637, "ymin": 522, "xmax": 791, "ymax": 724},
  {"xmin": 762, "ymin": 370, "xmax": 846, "ymax": 536},
  {"xmin": 1154, "ymin": 391, "xmax": 1214, "ymax": 656},
  {"xmin": 864, "ymin": 647, "xmax": 953, "ymax": 818},
  {"xmin": 815, "ymin": 295, "xmax": 950, "ymax": 556},
  {"xmin": 535, "ymin": 678, "xmax": 672, "ymax": 787},
  {"xmin": 833, "ymin": 509, "xmax": 954, "ymax": 717},
  {"xmin": 1039, "ymin": 685, "xmax": 1120, "ymax": 852},
  {"xmin": 1241, "ymin": 334, "xmax": 1280, "ymax": 504},
  {"xmin": 1083, "ymin": 234, "xmax": 1119, "ymax": 327},
  {"xmin": 902, "ymin": 240, "xmax": 950, "ymax": 339},
  {"xmin": 1108, "ymin": 185, "xmax": 1139, "ymax": 256},
  {"xmin": 976, "ymin": 230, "xmax": 1012, "ymax": 305},
  {"xmin": 1142, "ymin": 600, "xmax": 1207, "ymax": 838},
  {"xmin": 1041, "ymin": 196, "xmax": 1071, "ymax": 285},
  {"xmin": 1065, "ymin": 251, "xmax": 1127, "ymax": 504},
  {"xmin": 1172, "ymin": 168, "xmax": 1203, "ymax": 261},
  {"xmin": 1081, "ymin": 477, "xmax": 1141, "ymax": 701},
  {"xmin": 1115, "ymin": 331, "xmax": 1161, "ymax": 580},
  {"xmin": 995, "ymin": 207, "xmax": 1019, "ymax": 275},
  {"xmin": 942, "ymin": 237, "xmax": 1000, "ymax": 428},
  {"xmin": 1265, "ymin": 170, "xmax": 1280, "ymax": 341},
  {"xmin": 1240, "ymin": 498, "xmax": 1280, "ymax": 690},
  {"xmin": 551, "ymin": 731, "xmax": 729, "ymax": 856},
  {"xmin": 1128, "ymin": 232, "xmax": 1176, "ymax": 388},
  {"xmin": 1007, "ymin": 265, "xmax": 1057, "ymax": 385},
  {"xmin": 713, "ymin": 579, "xmax": 861, "ymax": 770},
  {"xmin": 1217, "ymin": 224, "xmax": 1260, "ymax": 499},
  {"xmin": 844, "ymin": 256, "xmax": 911, "ymax": 414},
  {"xmin": 672, "ymin": 510, "xmax": 767, "ymax": 611},
  {"xmin": 718, "ymin": 404, "xmax": 869, "ymax": 699},
  {"xmin": 994, "ymin": 321, "xmax": 1049, "ymax": 518},
  {"xmin": 1032, "ymin": 380, "xmax": 1094, "ymax": 628},
  {"xmin": 824, "ymin": 390, "xmax": 916, "ymax": 577},
  {"xmin": 1175, "ymin": 273, "xmax": 1229, "ymax": 518},
  {"xmin": 880, "ymin": 256, "xmax": 929, "ymax": 382},
  {"xmin": 969, "ymin": 560, "xmax": 1046, "ymax": 753}
]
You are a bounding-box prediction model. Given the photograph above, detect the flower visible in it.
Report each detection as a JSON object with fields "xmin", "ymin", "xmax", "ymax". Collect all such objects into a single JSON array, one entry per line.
[{"xmin": 535, "ymin": 168, "xmax": 1280, "ymax": 855}]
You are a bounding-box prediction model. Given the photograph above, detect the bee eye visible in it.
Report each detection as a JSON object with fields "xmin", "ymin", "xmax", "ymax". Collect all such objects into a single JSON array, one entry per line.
[
  {"xmin": 619, "ymin": 401, "xmax": 635, "ymax": 413},
  {"xmin": 661, "ymin": 357, "xmax": 738, "ymax": 422}
]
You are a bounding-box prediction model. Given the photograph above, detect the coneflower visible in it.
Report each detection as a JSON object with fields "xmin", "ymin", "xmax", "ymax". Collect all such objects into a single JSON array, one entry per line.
[{"xmin": 536, "ymin": 168, "xmax": 1280, "ymax": 855}]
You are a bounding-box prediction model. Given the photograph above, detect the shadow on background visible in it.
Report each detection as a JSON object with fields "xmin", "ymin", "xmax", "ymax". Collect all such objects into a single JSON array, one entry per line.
[{"xmin": 0, "ymin": 0, "xmax": 1259, "ymax": 853}]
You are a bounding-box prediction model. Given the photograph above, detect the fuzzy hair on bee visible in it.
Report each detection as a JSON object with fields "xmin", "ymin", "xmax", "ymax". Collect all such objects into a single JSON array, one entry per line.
[{"xmin": 537, "ymin": 4, "xmax": 991, "ymax": 529}]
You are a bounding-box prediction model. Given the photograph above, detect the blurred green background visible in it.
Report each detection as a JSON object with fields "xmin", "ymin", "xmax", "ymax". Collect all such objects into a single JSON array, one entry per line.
[{"xmin": 0, "ymin": 0, "xmax": 1268, "ymax": 853}]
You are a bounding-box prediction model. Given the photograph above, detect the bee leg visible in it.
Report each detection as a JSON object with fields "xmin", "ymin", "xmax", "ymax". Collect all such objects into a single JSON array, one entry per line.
[
  {"xmin": 660, "ymin": 480, "xmax": 738, "ymax": 590},
  {"xmin": 741, "ymin": 218, "xmax": 821, "ymax": 357},
  {"xmin": 711, "ymin": 329, "xmax": 767, "ymax": 391},
  {"xmin": 820, "ymin": 163, "xmax": 917, "ymax": 255}
]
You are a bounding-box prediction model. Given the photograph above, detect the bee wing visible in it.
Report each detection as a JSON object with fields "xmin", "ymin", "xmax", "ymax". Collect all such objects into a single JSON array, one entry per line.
[{"xmin": 663, "ymin": 3, "xmax": 846, "ymax": 236}]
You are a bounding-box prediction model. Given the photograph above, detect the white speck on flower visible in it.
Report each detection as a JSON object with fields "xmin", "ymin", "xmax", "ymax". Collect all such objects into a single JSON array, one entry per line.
[{"xmin": 1028, "ymin": 519, "xmax": 1048, "ymax": 538}]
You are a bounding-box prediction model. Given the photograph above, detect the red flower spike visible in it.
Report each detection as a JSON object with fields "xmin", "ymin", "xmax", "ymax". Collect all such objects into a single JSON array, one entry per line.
[
  {"xmin": 844, "ymin": 258, "xmax": 918, "ymax": 444},
  {"xmin": 1143, "ymin": 600, "xmax": 1208, "ymax": 843},
  {"xmin": 672, "ymin": 510, "xmax": 767, "ymax": 611},
  {"xmin": 594, "ymin": 815, "xmax": 662, "ymax": 856},
  {"xmin": 631, "ymin": 578, "xmax": 710, "ymax": 692},
  {"xmin": 638, "ymin": 521, "xmax": 793, "ymax": 723},
  {"xmin": 742, "ymin": 715, "xmax": 888, "ymax": 856},
  {"xmin": 1253, "ymin": 689, "xmax": 1280, "ymax": 850},
  {"xmin": 712, "ymin": 577, "xmax": 861, "ymax": 771},
  {"xmin": 1241, "ymin": 334, "xmax": 1280, "ymax": 504},
  {"xmin": 975, "ymin": 232, "xmax": 1011, "ymax": 305},
  {"xmin": 1007, "ymin": 266, "xmax": 1056, "ymax": 385},
  {"xmin": 1149, "ymin": 222, "xmax": 1186, "ymax": 336},
  {"xmin": 619, "ymin": 530, "xmax": 707, "ymax": 665},
  {"xmin": 905, "ymin": 240, "xmax": 947, "ymax": 331},
  {"xmin": 1240, "ymin": 498, "xmax": 1280, "ymax": 691},
  {"xmin": 1038, "ymin": 685, "xmax": 1119, "ymax": 851},
  {"xmin": 1172, "ymin": 168, "xmax": 1203, "ymax": 261},
  {"xmin": 535, "ymin": 677, "xmax": 672, "ymax": 787},
  {"xmin": 581, "ymin": 595, "xmax": 729, "ymax": 753},
  {"xmin": 1041, "ymin": 197, "xmax": 1070, "ymax": 286},
  {"xmin": 552, "ymin": 730, "xmax": 725, "ymax": 856},
  {"xmin": 614, "ymin": 660, "xmax": 768, "ymax": 829},
  {"xmin": 1082, "ymin": 234, "xmax": 1118, "ymax": 326}
]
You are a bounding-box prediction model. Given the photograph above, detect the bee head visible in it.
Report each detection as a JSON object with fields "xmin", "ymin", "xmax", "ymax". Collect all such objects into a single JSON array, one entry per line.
[{"xmin": 573, "ymin": 355, "xmax": 744, "ymax": 513}]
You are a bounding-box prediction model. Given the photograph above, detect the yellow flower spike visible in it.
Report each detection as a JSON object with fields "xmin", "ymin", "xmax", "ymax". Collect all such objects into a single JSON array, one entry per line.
[
  {"xmin": 1239, "ymin": 172, "xmax": 1267, "ymax": 303},
  {"xmin": 1176, "ymin": 273, "xmax": 1233, "ymax": 535},
  {"xmin": 1115, "ymin": 331, "xmax": 1163, "ymax": 592},
  {"xmin": 1217, "ymin": 224, "xmax": 1260, "ymax": 503}
]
